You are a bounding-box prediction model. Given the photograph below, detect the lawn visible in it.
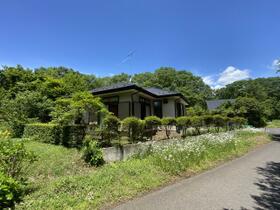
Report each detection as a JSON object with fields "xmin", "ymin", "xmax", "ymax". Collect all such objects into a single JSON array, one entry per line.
[
  {"xmin": 17, "ymin": 129, "xmax": 270, "ymax": 210},
  {"xmin": 266, "ymin": 120, "xmax": 280, "ymax": 128}
]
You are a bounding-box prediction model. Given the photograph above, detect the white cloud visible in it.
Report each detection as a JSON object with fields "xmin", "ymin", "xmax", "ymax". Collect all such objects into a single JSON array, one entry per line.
[
  {"xmin": 203, "ymin": 66, "xmax": 250, "ymax": 89},
  {"xmin": 272, "ymin": 59, "xmax": 280, "ymax": 70},
  {"xmin": 217, "ymin": 66, "xmax": 250, "ymax": 86},
  {"xmin": 202, "ymin": 76, "xmax": 215, "ymax": 86}
]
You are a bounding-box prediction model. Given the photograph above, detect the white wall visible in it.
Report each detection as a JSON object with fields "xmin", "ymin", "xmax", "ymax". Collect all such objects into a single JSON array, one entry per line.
[{"xmin": 162, "ymin": 98, "xmax": 176, "ymax": 117}]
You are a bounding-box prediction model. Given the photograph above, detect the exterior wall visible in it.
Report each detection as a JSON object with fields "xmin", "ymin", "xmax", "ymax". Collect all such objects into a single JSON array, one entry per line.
[
  {"xmin": 162, "ymin": 98, "xmax": 176, "ymax": 117},
  {"xmin": 92, "ymin": 91, "xmax": 187, "ymax": 120},
  {"xmin": 118, "ymin": 102, "xmax": 130, "ymax": 119}
]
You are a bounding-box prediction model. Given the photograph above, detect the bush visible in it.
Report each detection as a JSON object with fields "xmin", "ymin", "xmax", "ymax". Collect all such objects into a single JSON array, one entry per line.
[
  {"xmin": 100, "ymin": 115, "xmax": 121, "ymax": 145},
  {"xmin": 234, "ymin": 97, "xmax": 266, "ymax": 127},
  {"xmin": 10, "ymin": 123, "xmax": 26, "ymax": 138},
  {"xmin": 161, "ymin": 117, "xmax": 176, "ymax": 139},
  {"xmin": 176, "ymin": 116, "xmax": 191, "ymax": 137},
  {"xmin": 82, "ymin": 136, "xmax": 104, "ymax": 167},
  {"xmin": 122, "ymin": 117, "xmax": 145, "ymax": 143},
  {"xmin": 61, "ymin": 125, "xmax": 86, "ymax": 148},
  {"xmin": 212, "ymin": 115, "xmax": 226, "ymax": 132},
  {"xmin": 0, "ymin": 139, "xmax": 36, "ymax": 180},
  {"xmin": 203, "ymin": 115, "xmax": 214, "ymax": 132},
  {"xmin": 144, "ymin": 116, "xmax": 161, "ymax": 140},
  {"xmin": 23, "ymin": 123, "xmax": 61, "ymax": 144},
  {"xmin": 232, "ymin": 117, "xmax": 247, "ymax": 129},
  {"xmin": 23, "ymin": 123, "xmax": 86, "ymax": 148},
  {"xmin": 190, "ymin": 116, "xmax": 204, "ymax": 135},
  {"xmin": 0, "ymin": 130, "xmax": 11, "ymax": 139},
  {"xmin": 0, "ymin": 172, "xmax": 23, "ymax": 209}
]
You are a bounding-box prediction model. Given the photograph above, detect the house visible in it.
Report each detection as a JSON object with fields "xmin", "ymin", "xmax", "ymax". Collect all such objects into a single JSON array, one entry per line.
[
  {"xmin": 206, "ymin": 99, "xmax": 235, "ymax": 111},
  {"xmin": 91, "ymin": 83, "xmax": 188, "ymax": 119}
]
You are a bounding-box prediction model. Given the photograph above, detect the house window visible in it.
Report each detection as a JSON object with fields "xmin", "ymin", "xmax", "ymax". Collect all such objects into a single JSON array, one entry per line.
[
  {"xmin": 153, "ymin": 100, "xmax": 162, "ymax": 118},
  {"xmin": 103, "ymin": 96, "xmax": 119, "ymax": 117},
  {"xmin": 107, "ymin": 103, "xmax": 118, "ymax": 117},
  {"xmin": 176, "ymin": 103, "xmax": 185, "ymax": 117}
]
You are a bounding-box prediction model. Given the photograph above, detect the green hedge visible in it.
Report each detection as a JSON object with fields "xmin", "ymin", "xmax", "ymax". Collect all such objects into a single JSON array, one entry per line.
[
  {"xmin": 23, "ymin": 123, "xmax": 86, "ymax": 148},
  {"xmin": 23, "ymin": 123, "xmax": 61, "ymax": 144}
]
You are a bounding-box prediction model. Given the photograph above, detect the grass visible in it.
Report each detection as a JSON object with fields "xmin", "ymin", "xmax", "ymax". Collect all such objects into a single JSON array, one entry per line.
[
  {"xmin": 23, "ymin": 140, "xmax": 93, "ymax": 184},
  {"xmin": 266, "ymin": 120, "xmax": 280, "ymax": 128},
  {"xmin": 17, "ymin": 130, "xmax": 270, "ymax": 210}
]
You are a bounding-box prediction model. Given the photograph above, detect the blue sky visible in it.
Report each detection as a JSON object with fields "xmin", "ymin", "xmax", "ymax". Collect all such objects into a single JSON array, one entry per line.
[{"xmin": 0, "ymin": 0, "xmax": 279, "ymax": 88}]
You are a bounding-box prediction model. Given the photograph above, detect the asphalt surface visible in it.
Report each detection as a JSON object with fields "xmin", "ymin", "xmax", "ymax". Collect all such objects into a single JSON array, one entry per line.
[{"xmin": 114, "ymin": 135, "xmax": 280, "ymax": 210}]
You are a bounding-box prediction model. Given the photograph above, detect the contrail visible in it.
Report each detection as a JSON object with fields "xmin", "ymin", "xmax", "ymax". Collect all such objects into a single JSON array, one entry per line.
[{"xmin": 121, "ymin": 50, "xmax": 136, "ymax": 64}]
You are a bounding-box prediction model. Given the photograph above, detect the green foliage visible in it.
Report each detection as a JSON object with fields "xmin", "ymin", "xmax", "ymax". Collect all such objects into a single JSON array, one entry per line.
[
  {"xmin": 24, "ymin": 141, "xmax": 92, "ymax": 183},
  {"xmin": 24, "ymin": 123, "xmax": 61, "ymax": 144},
  {"xmin": 122, "ymin": 117, "xmax": 145, "ymax": 143},
  {"xmin": 100, "ymin": 115, "xmax": 121, "ymax": 145},
  {"xmin": 203, "ymin": 115, "xmax": 213, "ymax": 128},
  {"xmin": 232, "ymin": 117, "xmax": 247, "ymax": 128},
  {"xmin": 17, "ymin": 131, "xmax": 268, "ymax": 209},
  {"xmin": 144, "ymin": 116, "xmax": 162, "ymax": 140},
  {"xmin": 266, "ymin": 120, "xmax": 280, "ymax": 128},
  {"xmin": 146, "ymin": 131, "xmax": 264, "ymax": 175},
  {"xmin": 0, "ymin": 172, "xmax": 23, "ymax": 209},
  {"xmin": 215, "ymin": 77, "xmax": 280, "ymax": 121},
  {"xmin": 161, "ymin": 117, "xmax": 176, "ymax": 139},
  {"xmin": 132, "ymin": 67, "xmax": 213, "ymax": 107},
  {"xmin": 176, "ymin": 116, "xmax": 192, "ymax": 137},
  {"xmin": 212, "ymin": 115, "xmax": 226, "ymax": 132},
  {"xmin": 82, "ymin": 136, "xmax": 104, "ymax": 167},
  {"xmin": 0, "ymin": 139, "xmax": 36, "ymax": 180},
  {"xmin": 190, "ymin": 116, "xmax": 204, "ymax": 135},
  {"xmin": 186, "ymin": 105, "xmax": 207, "ymax": 116},
  {"xmin": 51, "ymin": 91, "xmax": 106, "ymax": 125},
  {"xmin": 234, "ymin": 97, "xmax": 266, "ymax": 127},
  {"xmin": 0, "ymin": 91, "xmax": 53, "ymax": 137},
  {"xmin": 23, "ymin": 123, "xmax": 86, "ymax": 148}
]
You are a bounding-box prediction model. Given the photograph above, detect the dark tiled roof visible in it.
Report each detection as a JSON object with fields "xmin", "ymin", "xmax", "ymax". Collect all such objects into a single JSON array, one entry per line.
[
  {"xmin": 91, "ymin": 82, "xmax": 135, "ymax": 93},
  {"xmin": 91, "ymin": 82, "xmax": 184, "ymax": 98},
  {"xmin": 143, "ymin": 87, "xmax": 179, "ymax": 96},
  {"xmin": 206, "ymin": 99, "xmax": 235, "ymax": 110}
]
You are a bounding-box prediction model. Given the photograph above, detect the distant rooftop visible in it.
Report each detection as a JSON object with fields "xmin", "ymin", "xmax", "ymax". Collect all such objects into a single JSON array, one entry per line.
[
  {"xmin": 206, "ymin": 99, "xmax": 235, "ymax": 110},
  {"xmin": 91, "ymin": 82, "xmax": 185, "ymax": 99}
]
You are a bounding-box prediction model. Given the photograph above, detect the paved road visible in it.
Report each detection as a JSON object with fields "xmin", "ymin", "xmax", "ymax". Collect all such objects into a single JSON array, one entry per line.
[{"xmin": 114, "ymin": 139, "xmax": 280, "ymax": 210}]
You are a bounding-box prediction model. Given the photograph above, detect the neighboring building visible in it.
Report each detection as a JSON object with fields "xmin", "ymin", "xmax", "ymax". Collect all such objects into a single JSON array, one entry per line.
[
  {"xmin": 91, "ymin": 83, "xmax": 188, "ymax": 119},
  {"xmin": 206, "ymin": 99, "xmax": 235, "ymax": 110}
]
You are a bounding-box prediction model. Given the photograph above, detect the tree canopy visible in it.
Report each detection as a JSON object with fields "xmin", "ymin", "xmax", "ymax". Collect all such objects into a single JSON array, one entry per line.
[{"xmin": 132, "ymin": 67, "xmax": 213, "ymax": 107}]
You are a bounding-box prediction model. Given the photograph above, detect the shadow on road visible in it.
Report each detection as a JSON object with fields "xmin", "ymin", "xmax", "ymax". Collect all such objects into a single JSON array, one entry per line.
[{"xmin": 251, "ymin": 161, "xmax": 280, "ymax": 210}]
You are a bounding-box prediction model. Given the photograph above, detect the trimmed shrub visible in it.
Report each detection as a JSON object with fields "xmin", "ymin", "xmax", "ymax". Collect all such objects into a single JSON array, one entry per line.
[
  {"xmin": 203, "ymin": 115, "xmax": 214, "ymax": 132},
  {"xmin": 0, "ymin": 172, "xmax": 23, "ymax": 209},
  {"xmin": 0, "ymin": 130, "xmax": 11, "ymax": 139},
  {"xmin": 144, "ymin": 116, "xmax": 161, "ymax": 140},
  {"xmin": 23, "ymin": 123, "xmax": 86, "ymax": 148},
  {"xmin": 61, "ymin": 125, "xmax": 86, "ymax": 148},
  {"xmin": 100, "ymin": 115, "xmax": 121, "ymax": 145},
  {"xmin": 212, "ymin": 115, "xmax": 226, "ymax": 132},
  {"xmin": 190, "ymin": 116, "xmax": 204, "ymax": 135},
  {"xmin": 232, "ymin": 117, "xmax": 247, "ymax": 129},
  {"xmin": 0, "ymin": 139, "xmax": 36, "ymax": 180},
  {"xmin": 176, "ymin": 116, "xmax": 191, "ymax": 137},
  {"xmin": 23, "ymin": 123, "xmax": 61, "ymax": 144},
  {"xmin": 82, "ymin": 136, "xmax": 104, "ymax": 167},
  {"xmin": 122, "ymin": 117, "xmax": 145, "ymax": 143},
  {"xmin": 161, "ymin": 117, "xmax": 176, "ymax": 139}
]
